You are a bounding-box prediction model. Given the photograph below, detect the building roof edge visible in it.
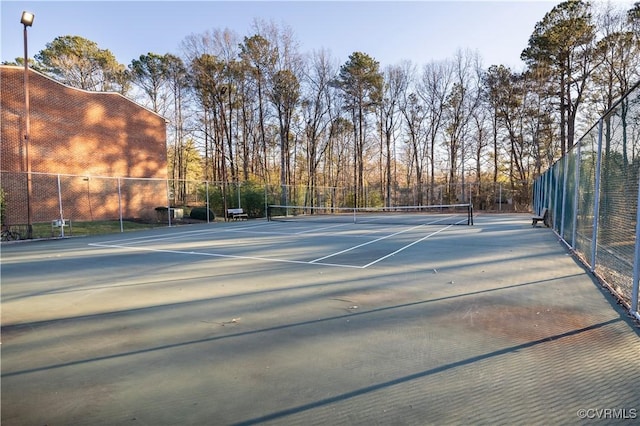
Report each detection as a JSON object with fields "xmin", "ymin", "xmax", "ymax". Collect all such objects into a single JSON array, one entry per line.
[{"xmin": 1, "ymin": 64, "xmax": 169, "ymax": 123}]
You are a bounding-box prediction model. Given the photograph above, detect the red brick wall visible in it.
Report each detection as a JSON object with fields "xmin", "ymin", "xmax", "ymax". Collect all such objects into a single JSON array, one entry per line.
[{"xmin": 1, "ymin": 66, "xmax": 168, "ymax": 226}]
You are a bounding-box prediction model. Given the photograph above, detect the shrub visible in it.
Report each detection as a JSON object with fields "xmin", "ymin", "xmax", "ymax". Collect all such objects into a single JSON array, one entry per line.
[
  {"xmin": 199, "ymin": 181, "xmax": 267, "ymax": 219},
  {"xmin": 189, "ymin": 207, "xmax": 215, "ymax": 221},
  {"xmin": 155, "ymin": 206, "xmax": 169, "ymax": 223}
]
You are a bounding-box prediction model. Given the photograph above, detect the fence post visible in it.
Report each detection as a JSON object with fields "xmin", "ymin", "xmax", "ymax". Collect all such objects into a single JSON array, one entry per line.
[
  {"xmin": 545, "ymin": 169, "xmax": 551, "ymax": 216},
  {"xmin": 553, "ymin": 164, "xmax": 560, "ymax": 230},
  {"xmin": 571, "ymin": 142, "xmax": 581, "ymax": 249},
  {"xmin": 166, "ymin": 179, "xmax": 172, "ymax": 228},
  {"xmin": 206, "ymin": 181, "xmax": 210, "ymax": 223},
  {"xmin": 631, "ymin": 172, "xmax": 640, "ymax": 318},
  {"xmin": 590, "ymin": 119, "xmax": 604, "ymax": 272},
  {"xmin": 118, "ymin": 178, "xmax": 123, "ymax": 233},
  {"xmin": 57, "ymin": 174, "xmax": 65, "ymax": 238},
  {"xmin": 560, "ymin": 155, "xmax": 569, "ymax": 238},
  {"xmin": 536, "ymin": 174, "xmax": 541, "ymax": 212}
]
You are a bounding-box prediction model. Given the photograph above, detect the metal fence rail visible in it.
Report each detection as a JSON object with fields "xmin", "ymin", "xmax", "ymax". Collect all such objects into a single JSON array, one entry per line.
[{"xmin": 533, "ymin": 81, "xmax": 640, "ymax": 321}]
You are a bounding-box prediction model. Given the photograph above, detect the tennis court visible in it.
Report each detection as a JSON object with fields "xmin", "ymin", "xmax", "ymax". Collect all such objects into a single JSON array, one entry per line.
[
  {"xmin": 1, "ymin": 213, "xmax": 638, "ymax": 425},
  {"xmin": 91, "ymin": 206, "xmax": 472, "ymax": 270}
]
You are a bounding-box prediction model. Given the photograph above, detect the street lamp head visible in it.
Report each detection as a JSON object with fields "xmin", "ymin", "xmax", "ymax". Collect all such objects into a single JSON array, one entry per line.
[{"xmin": 20, "ymin": 11, "xmax": 34, "ymax": 27}]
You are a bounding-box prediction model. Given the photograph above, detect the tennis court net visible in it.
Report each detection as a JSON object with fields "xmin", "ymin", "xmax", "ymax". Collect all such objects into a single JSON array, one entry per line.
[{"xmin": 267, "ymin": 203, "xmax": 474, "ymax": 226}]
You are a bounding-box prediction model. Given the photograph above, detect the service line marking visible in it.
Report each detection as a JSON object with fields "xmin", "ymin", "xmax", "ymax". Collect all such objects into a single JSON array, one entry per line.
[
  {"xmin": 310, "ymin": 222, "xmax": 435, "ymax": 263},
  {"xmin": 362, "ymin": 224, "xmax": 453, "ymax": 268}
]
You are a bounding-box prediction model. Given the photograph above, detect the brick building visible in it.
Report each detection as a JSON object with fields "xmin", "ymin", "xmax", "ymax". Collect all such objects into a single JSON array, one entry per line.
[{"xmin": 1, "ymin": 65, "xmax": 168, "ymax": 227}]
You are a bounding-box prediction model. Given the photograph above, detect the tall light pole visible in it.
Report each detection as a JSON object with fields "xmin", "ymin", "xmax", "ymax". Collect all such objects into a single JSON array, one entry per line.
[{"xmin": 21, "ymin": 11, "xmax": 34, "ymax": 239}]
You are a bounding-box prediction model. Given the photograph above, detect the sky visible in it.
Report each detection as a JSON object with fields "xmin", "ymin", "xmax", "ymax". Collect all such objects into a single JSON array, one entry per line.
[{"xmin": 1, "ymin": 0, "xmax": 569, "ymax": 72}]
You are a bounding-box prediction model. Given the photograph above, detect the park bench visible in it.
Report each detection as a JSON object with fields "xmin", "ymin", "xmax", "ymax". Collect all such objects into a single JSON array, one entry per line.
[
  {"xmin": 532, "ymin": 207, "xmax": 549, "ymax": 227},
  {"xmin": 227, "ymin": 208, "xmax": 248, "ymax": 220}
]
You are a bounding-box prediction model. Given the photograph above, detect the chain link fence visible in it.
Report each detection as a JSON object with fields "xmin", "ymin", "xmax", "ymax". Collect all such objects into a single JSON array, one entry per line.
[
  {"xmin": 2, "ymin": 169, "xmax": 532, "ymax": 240},
  {"xmin": 533, "ymin": 80, "xmax": 640, "ymax": 321}
]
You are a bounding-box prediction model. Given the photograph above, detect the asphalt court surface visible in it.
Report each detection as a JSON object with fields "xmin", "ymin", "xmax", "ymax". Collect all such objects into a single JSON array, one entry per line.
[
  {"xmin": 2, "ymin": 214, "xmax": 639, "ymax": 425},
  {"xmin": 89, "ymin": 218, "xmax": 465, "ymax": 268}
]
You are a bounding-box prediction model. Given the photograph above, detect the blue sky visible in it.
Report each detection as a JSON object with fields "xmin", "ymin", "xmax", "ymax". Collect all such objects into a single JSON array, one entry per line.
[{"xmin": 1, "ymin": 0, "xmax": 567, "ymax": 71}]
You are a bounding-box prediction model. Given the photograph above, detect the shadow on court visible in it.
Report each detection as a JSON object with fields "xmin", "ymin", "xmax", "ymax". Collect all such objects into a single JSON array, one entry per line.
[{"xmin": 1, "ymin": 214, "xmax": 638, "ymax": 425}]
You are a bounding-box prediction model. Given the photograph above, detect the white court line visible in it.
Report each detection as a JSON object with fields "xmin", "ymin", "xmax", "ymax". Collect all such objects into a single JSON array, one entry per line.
[
  {"xmin": 362, "ymin": 224, "xmax": 453, "ymax": 268},
  {"xmin": 358, "ymin": 216, "xmax": 469, "ymax": 267},
  {"xmin": 88, "ymin": 241, "xmax": 364, "ymax": 269},
  {"xmin": 96, "ymin": 233, "xmax": 191, "ymax": 245},
  {"xmin": 224, "ymin": 222, "xmax": 351, "ymax": 237},
  {"xmin": 354, "ymin": 213, "xmax": 459, "ymax": 226},
  {"xmin": 96, "ymin": 222, "xmax": 276, "ymax": 245},
  {"xmin": 96, "ymin": 228, "xmax": 223, "ymax": 245},
  {"xmin": 309, "ymin": 222, "xmax": 430, "ymax": 263},
  {"xmin": 89, "ymin": 217, "xmax": 465, "ymax": 269},
  {"xmin": 294, "ymin": 222, "xmax": 351, "ymax": 234}
]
